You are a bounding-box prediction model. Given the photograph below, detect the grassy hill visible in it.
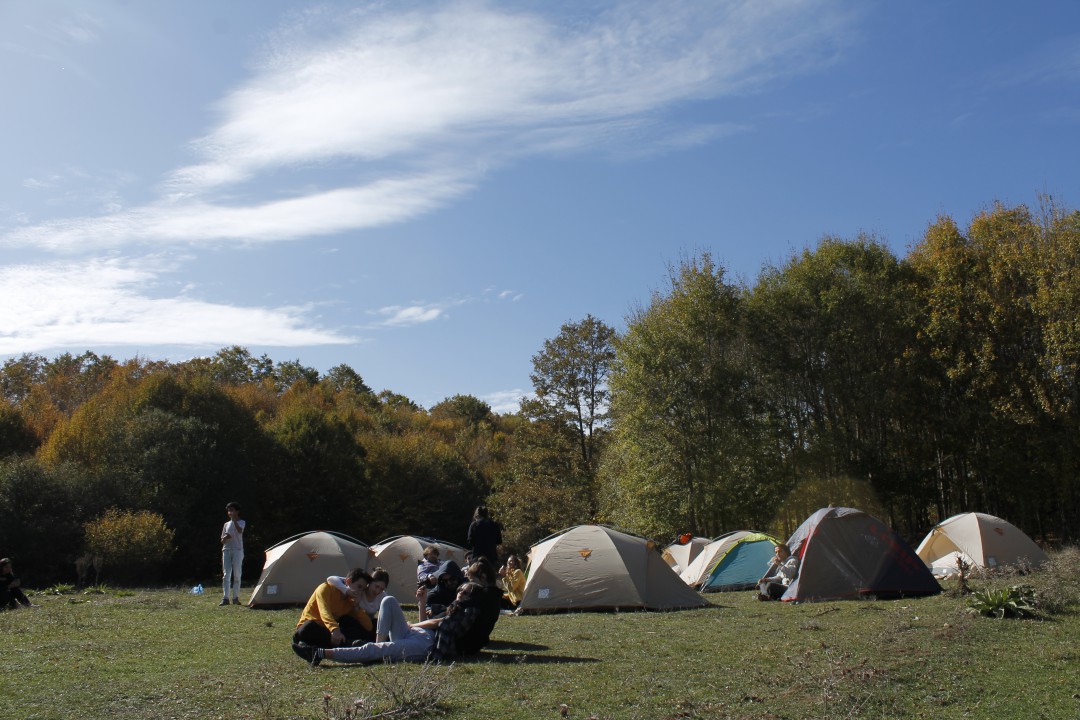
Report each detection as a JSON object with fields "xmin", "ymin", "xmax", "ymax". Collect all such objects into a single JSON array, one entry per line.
[{"xmin": 3, "ymin": 551, "xmax": 1079, "ymax": 719}]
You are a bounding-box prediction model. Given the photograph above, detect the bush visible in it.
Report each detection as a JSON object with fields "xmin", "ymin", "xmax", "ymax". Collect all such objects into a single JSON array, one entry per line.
[
  {"xmin": 83, "ymin": 508, "xmax": 175, "ymax": 584},
  {"xmin": 967, "ymin": 584, "xmax": 1037, "ymax": 619},
  {"xmin": 1028, "ymin": 545, "xmax": 1080, "ymax": 614}
]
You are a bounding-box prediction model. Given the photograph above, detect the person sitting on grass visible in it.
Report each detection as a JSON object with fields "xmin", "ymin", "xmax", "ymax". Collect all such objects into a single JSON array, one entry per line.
[
  {"xmin": 292, "ymin": 568, "xmax": 374, "ymax": 654},
  {"xmin": 0, "ymin": 557, "xmax": 33, "ymax": 610},
  {"xmin": 294, "ymin": 563, "xmax": 501, "ymax": 666},
  {"xmin": 498, "ymin": 554, "xmax": 525, "ymax": 610},
  {"xmin": 757, "ymin": 544, "xmax": 799, "ymax": 601},
  {"xmin": 417, "ymin": 545, "xmax": 441, "ymax": 588},
  {"xmin": 423, "ymin": 559, "xmax": 464, "ymax": 616}
]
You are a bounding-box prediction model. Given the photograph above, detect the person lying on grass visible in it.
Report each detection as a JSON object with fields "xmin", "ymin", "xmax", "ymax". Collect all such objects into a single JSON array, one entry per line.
[{"xmin": 294, "ymin": 564, "xmax": 500, "ymax": 665}]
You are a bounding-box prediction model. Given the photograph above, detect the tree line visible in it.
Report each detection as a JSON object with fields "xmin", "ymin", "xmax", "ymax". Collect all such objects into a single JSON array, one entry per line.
[{"xmin": 2, "ymin": 198, "xmax": 1077, "ymax": 585}]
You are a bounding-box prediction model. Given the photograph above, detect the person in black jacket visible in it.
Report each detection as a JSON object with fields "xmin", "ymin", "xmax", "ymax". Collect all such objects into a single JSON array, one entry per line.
[
  {"xmin": 0, "ymin": 558, "xmax": 32, "ymax": 610},
  {"xmin": 466, "ymin": 505, "xmax": 502, "ymax": 566}
]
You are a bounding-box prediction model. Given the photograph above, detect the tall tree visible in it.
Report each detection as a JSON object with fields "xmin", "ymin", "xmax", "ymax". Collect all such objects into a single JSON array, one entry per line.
[
  {"xmin": 528, "ymin": 314, "xmax": 616, "ymax": 486},
  {"xmin": 746, "ymin": 236, "xmax": 928, "ymax": 534},
  {"xmin": 602, "ymin": 254, "xmax": 761, "ymax": 537}
]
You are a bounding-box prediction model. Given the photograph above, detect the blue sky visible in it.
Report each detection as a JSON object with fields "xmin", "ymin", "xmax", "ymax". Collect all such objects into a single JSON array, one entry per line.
[{"xmin": 2, "ymin": 1, "xmax": 1078, "ymax": 413}]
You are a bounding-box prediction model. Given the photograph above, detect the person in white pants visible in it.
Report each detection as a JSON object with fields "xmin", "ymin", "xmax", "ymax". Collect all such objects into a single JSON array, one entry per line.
[{"xmin": 220, "ymin": 502, "xmax": 245, "ymax": 606}]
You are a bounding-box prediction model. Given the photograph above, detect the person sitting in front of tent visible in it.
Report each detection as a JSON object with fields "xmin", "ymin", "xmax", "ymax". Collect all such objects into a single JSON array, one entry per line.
[
  {"xmin": 424, "ymin": 559, "xmax": 465, "ymax": 616},
  {"xmin": 292, "ymin": 569, "xmax": 374, "ymax": 656},
  {"xmin": 417, "ymin": 545, "xmax": 441, "ymax": 588},
  {"xmin": 757, "ymin": 544, "xmax": 799, "ymax": 601},
  {"xmin": 295, "ymin": 568, "xmax": 500, "ymax": 666},
  {"xmin": 497, "ymin": 554, "xmax": 525, "ymax": 610}
]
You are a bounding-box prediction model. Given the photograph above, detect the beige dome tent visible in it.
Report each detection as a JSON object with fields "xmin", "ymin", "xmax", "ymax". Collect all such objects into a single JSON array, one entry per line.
[
  {"xmin": 678, "ymin": 531, "xmax": 746, "ymax": 586},
  {"xmin": 247, "ymin": 531, "xmax": 372, "ymax": 607},
  {"xmin": 369, "ymin": 535, "xmax": 467, "ymax": 602},
  {"xmin": 661, "ymin": 535, "xmax": 710, "ymax": 573},
  {"xmin": 915, "ymin": 512, "xmax": 1048, "ymax": 577},
  {"xmin": 519, "ymin": 525, "xmax": 708, "ymax": 613}
]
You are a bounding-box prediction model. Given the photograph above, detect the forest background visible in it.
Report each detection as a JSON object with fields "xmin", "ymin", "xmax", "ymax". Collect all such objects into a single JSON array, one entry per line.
[{"xmin": 2, "ymin": 199, "xmax": 1079, "ymax": 587}]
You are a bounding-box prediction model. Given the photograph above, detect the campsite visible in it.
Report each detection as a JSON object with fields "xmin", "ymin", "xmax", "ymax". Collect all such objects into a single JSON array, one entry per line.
[{"xmin": 3, "ymin": 548, "xmax": 1079, "ymax": 720}]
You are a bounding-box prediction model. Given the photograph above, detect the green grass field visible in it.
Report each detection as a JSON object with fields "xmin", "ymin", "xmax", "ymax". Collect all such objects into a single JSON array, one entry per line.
[{"xmin": 3, "ymin": 557, "xmax": 1080, "ymax": 720}]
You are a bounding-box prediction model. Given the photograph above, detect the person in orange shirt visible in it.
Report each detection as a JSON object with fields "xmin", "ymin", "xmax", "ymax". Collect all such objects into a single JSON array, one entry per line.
[
  {"xmin": 498, "ymin": 554, "xmax": 525, "ymax": 610},
  {"xmin": 292, "ymin": 569, "xmax": 374, "ymax": 653}
]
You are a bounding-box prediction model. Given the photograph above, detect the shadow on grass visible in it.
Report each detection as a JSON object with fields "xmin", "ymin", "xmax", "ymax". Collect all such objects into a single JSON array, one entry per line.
[
  {"xmin": 484, "ymin": 639, "xmax": 548, "ymax": 651},
  {"xmin": 475, "ymin": 651, "xmax": 600, "ymax": 665},
  {"xmin": 315, "ymin": 651, "xmax": 600, "ymax": 669}
]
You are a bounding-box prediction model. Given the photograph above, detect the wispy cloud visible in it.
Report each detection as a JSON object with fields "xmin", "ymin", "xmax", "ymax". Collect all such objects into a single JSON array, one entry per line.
[
  {"xmin": 0, "ymin": 0, "xmax": 853, "ymax": 357},
  {"xmin": 0, "ymin": 257, "xmax": 352, "ymax": 354},
  {"xmin": 369, "ymin": 298, "xmax": 468, "ymax": 328},
  {"xmin": 482, "ymin": 388, "xmax": 530, "ymax": 415},
  {"xmin": 4, "ymin": 0, "xmax": 852, "ymax": 252},
  {"xmin": 4, "ymin": 173, "xmax": 472, "ymax": 251}
]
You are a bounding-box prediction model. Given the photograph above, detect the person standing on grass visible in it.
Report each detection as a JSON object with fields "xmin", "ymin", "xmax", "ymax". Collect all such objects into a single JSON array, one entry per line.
[
  {"xmin": 466, "ymin": 505, "xmax": 502, "ymax": 566},
  {"xmin": 220, "ymin": 502, "xmax": 245, "ymax": 606}
]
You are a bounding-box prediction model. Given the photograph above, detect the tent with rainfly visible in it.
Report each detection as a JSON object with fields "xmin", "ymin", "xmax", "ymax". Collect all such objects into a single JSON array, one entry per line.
[
  {"xmin": 915, "ymin": 512, "xmax": 1048, "ymax": 577},
  {"xmin": 518, "ymin": 525, "xmax": 708, "ymax": 613},
  {"xmin": 369, "ymin": 535, "xmax": 468, "ymax": 602},
  {"xmin": 247, "ymin": 531, "xmax": 372, "ymax": 607},
  {"xmin": 780, "ymin": 507, "xmax": 941, "ymax": 602},
  {"xmin": 698, "ymin": 532, "xmax": 781, "ymax": 592},
  {"xmin": 661, "ymin": 535, "xmax": 711, "ymax": 573}
]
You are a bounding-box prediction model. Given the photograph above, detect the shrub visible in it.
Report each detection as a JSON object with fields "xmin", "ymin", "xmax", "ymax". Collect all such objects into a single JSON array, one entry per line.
[
  {"xmin": 1031, "ymin": 546, "xmax": 1080, "ymax": 614},
  {"xmin": 967, "ymin": 584, "xmax": 1037, "ymax": 619},
  {"xmin": 83, "ymin": 508, "xmax": 175, "ymax": 584}
]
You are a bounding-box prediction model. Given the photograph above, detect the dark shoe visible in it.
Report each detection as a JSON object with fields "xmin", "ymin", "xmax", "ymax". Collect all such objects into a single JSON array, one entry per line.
[
  {"xmin": 218, "ymin": 597, "xmax": 230, "ymax": 606},
  {"xmin": 231, "ymin": 598, "xmax": 241, "ymax": 605},
  {"xmin": 292, "ymin": 642, "xmax": 322, "ymax": 666}
]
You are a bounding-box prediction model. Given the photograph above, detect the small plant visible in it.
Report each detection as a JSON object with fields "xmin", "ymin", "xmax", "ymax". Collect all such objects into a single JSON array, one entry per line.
[
  {"xmin": 967, "ymin": 584, "xmax": 1037, "ymax": 619},
  {"xmin": 953, "ymin": 555, "xmax": 973, "ymax": 595},
  {"xmin": 42, "ymin": 583, "xmax": 77, "ymax": 595},
  {"xmin": 318, "ymin": 660, "xmax": 453, "ymax": 719}
]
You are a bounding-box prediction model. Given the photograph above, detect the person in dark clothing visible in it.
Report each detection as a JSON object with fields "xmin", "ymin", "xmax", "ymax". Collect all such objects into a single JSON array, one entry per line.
[
  {"xmin": 423, "ymin": 559, "xmax": 464, "ymax": 616},
  {"xmin": 0, "ymin": 558, "xmax": 32, "ymax": 610},
  {"xmin": 466, "ymin": 505, "xmax": 503, "ymax": 566}
]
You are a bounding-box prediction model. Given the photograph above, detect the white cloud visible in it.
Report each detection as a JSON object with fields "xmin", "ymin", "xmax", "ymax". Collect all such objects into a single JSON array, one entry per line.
[
  {"xmin": 482, "ymin": 388, "xmax": 530, "ymax": 415},
  {"xmin": 2, "ymin": 173, "xmax": 472, "ymax": 250},
  {"xmin": 4, "ymin": 0, "xmax": 851, "ymax": 253},
  {"xmin": 0, "ymin": 257, "xmax": 353, "ymax": 354},
  {"xmin": 371, "ymin": 303, "xmax": 449, "ymax": 327}
]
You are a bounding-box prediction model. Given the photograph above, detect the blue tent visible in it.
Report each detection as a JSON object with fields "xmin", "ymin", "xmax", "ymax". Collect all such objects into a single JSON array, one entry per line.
[{"xmin": 699, "ymin": 532, "xmax": 779, "ymax": 592}]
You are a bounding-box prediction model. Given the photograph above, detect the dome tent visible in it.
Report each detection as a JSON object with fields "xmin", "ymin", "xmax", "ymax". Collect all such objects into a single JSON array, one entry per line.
[
  {"xmin": 781, "ymin": 507, "xmax": 940, "ymax": 602},
  {"xmin": 679, "ymin": 531, "xmax": 751, "ymax": 585},
  {"xmin": 915, "ymin": 512, "xmax": 1048, "ymax": 577},
  {"xmin": 661, "ymin": 535, "xmax": 711, "ymax": 573},
  {"xmin": 519, "ymin": 525, "xmax": 708, "ymax": 613},
  {"xmin": 698, "ymin": 532, "xmax": 781, "ymax": 592},
  {"xmin": 247, "ymin": 531, "xmax": 372, "ymax": 607},
  {"xmin": 369, "ymin": 535, "xmax": 467, "ymax": 602}
]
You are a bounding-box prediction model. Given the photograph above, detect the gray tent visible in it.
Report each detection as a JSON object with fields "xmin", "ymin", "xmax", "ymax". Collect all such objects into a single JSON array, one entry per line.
[
  {"xmin": 782, "ymin": 507, "xmax": 940, "ymax": 602},
  {"xmin": 519, "ymin": 525, "xmax": 708, "ymax": 613},
  {"xmin": 247, "ymin": 531, "xmax": 371, "ymax": 607}
]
